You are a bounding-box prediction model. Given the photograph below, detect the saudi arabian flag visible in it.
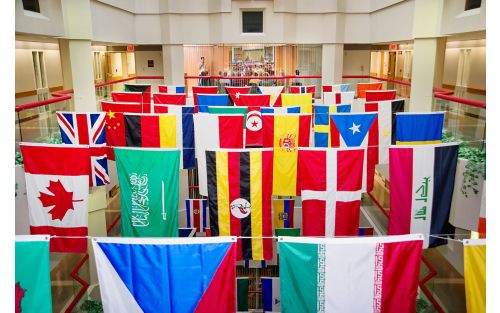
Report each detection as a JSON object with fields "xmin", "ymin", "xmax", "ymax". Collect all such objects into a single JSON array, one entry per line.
[
  {"xmin": 279, "ymin": 235, "xmax": 423, "ymax": 313},
  {"xmin": 15, "ymin": 235, "xmax": 52, "ymax": 313},
  {"xmin": 115, "ymin": 147, "xmax": 180, "ymax": 237}
]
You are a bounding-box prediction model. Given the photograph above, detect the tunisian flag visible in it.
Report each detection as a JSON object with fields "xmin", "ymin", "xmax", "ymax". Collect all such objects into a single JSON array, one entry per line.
[
  {"xmin": 20, "ymin": 143, "xmax": 90, "ymax": 253},
  {"xmin": 299, "ymin": 147, "xmax": 365, "ymax": 236}
]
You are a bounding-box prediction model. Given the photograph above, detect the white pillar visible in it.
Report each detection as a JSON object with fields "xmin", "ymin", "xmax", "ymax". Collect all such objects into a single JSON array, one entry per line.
[
  {"xmin": 162, "ymin": 44, "xmax": 184, "ymax": 85},
  {"xmin": 409, "ymin": 0, "xmax": 445, "ymax": 112},
  {"xmin": 58, "ymin": 39, "xmax": 73, "ymax": 90},
  {"xmin": 322, "ymin": 44, "xmax": 344, "ymax": 85}
]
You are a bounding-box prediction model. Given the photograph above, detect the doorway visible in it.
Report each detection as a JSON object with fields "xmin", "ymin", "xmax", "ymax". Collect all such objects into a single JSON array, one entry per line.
[{"xmin": 387, "ymin": 52, "xmax": 396, "ymax": 80}]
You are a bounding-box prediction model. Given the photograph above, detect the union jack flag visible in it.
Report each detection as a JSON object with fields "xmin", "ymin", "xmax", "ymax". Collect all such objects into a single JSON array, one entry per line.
[{"xmin": 56, "ymin": 112, "xmax": 110, "ymax": 186}]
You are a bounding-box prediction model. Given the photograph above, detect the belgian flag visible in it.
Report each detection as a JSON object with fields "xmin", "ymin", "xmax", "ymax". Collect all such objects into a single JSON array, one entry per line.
[
  {"xmin": 124, "ymin": 114, "xmax": 177, "ymax": 147},
  {"xmin": 206, "ymin": 148, "xmax": 273, "ymax": 260}
]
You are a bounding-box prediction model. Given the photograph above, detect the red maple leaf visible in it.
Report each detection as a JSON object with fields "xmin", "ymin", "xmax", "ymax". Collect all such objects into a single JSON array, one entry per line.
[
  {"xmin": 38, "ymin": 179, "xmax": 83, "ymax": 221},
  {"xmin": 15, "ymin": 282, "xmax": 26, "ymax": 313}
]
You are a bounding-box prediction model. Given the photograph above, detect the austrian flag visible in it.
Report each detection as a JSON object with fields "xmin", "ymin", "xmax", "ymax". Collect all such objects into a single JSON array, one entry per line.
[{"xmin": 20, "ymin": 143, "xmax": 90, "ymax": 253}]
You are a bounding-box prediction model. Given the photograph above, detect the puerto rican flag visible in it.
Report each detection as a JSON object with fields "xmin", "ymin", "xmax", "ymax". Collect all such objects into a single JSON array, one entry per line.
[
  {"xmin": 93, "ymin": 237, "xmax": 237, "ymax": 313},
  {"xmin": 56, "ymin": 112, "xmax": 110, "ymax": 186},
  {"xmin": 299, "ymin": 147, "xmax": 366, "ymax": 236}
]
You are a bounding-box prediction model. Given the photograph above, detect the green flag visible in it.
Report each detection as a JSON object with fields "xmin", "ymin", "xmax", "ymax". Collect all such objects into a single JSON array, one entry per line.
[
  {"xmin": 237, "ymin": 277, "xmax": 249, "ymax": 311},
  {"xmin": 15, "ymin": 235, "xmax": 52, "ymax": 313},
  {"xmin": 115, "ymin": 148, "xmax": 180, "ymax": 237},
  {"xmin": 275, "ymin": 227, "xmax": 301, "ymax": 237}
]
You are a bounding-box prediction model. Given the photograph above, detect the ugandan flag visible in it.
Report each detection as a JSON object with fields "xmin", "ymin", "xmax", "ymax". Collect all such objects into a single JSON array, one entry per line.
[
  {"xmin": 206, "ymin": 148, "xmax": 273, "ymax": 260},
  {"xmin": 123, "ymin": 113, "xmax": 176, "ymax": 147}
]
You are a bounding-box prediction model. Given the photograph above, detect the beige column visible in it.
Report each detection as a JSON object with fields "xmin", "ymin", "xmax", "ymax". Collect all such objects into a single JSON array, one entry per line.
[
  {"xmin": 162, "ymin": 44, "xmax": 184, "ymax": 85},
  {"xmin": 322, "ymin": 44, "xmax": 344, "ymax": 85},
  {"xmin": 409, "ymin": 0, "xmax": 445, "ymax": 112}
]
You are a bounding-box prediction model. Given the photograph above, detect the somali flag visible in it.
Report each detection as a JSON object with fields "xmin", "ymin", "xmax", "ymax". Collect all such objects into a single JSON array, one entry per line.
[
  {"xmin": 395, "ymin": 112, "xmax": 444, "ymax": 144},
  {"xmin": 93, "ymin": 237, "xmax": 237, "ymax": 313},
  {"xmin": 197, "ymin": 94, "xmax": 229, "ymax": 113}
]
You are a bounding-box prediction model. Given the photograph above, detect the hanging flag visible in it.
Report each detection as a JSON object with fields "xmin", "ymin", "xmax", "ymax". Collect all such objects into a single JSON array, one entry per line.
[
  {"xmin": 330, "ymin": 113, "xmax": 377, "ymax": 147},
  {"xmin": 258, "ymin": 86, "xmax": 284, "ymax": 107},
  {"xmin": 243, "ymin": 260, "xmax": 267, "ymax": 268},
  {"xmin": 20, "ymin": 143, "xmax": 90, "ymax": 253},
  {"xmin": 115, "ymin": 147, "xmax": 180, "ymax": 237},
  {"xmin": 323, "ymin": 91, "xmax": 355, "ymax": 106},
  {"xmin": 237, "ymin": 277, "xmax": 249, "ymax": 312},
  {"xmin": 358, "ymin": 227, "xmax": 374, "ymax": 236},
  {"xmin": 478, "ymin": 184, "xmax": 486, "ymax": 238},
  {"xmin": 153, "ymin": 93, "xmax": 187, "ymax": 105},
  {"xmin": 365, "ymin": 99, "xmax": 405, "ymax": 192},
  {"xmin": 262, "ymin": 114, "xmax": 312, "ymax": 196},
  {"xmin": 299, "ymin": 148, "xmax": 365, "ymax": 236},
  {"xmin": 225, "ymin": 86, "xmax": 251, "ymax": 106},
  {"xmin": 124, "ymin": 83, "xmax": 152, "ymax": 113},
  {"xmin": 112, "ymin": 91, "xmax": 143, "ymax": 106},
  {"xmin": 152, "ymin": 105, "xmax": 196, "ymax": 169},
  {"xmin": 56, "ymin": 112, "xmax": 109, "ymax": 187},
  {"xmin": 388, "ymin": 143, "xmax": 458, "ymax": 248},
  {"xmin": 273, "ymin": 199, "xmax": 295, "ymax": 229},
  {"xmin": 208, "ymin": 106, "xmax": 248, "ymax": 117},
  {"xmin": 245, "ymin": 108, "xmax": 264, "ymax": 147},
  {"xmin": 357, "ymin": 82, "xmax": 383, "ymax": 98},
  {"xmin": 101, "ymin": 100, "xmax": 142, "ymax": 113},
  {"xmin": 185, "ymin": 199, "xmax": 209, "ymax": 234},
  {"xmin": 365, "ymin": 90, "xmax": 397, "ymax": 102},
  {"xmin": 123, "ymin": 113, "xmax": 177, "ymax": 148},
  {"xmin": 158, "ymin": 85, "xmax": 185, "ymax": 93},
  {"xmin": 262, "ymin": 277, "xmax": 280, "ymax": 313},
  {"xmin": 290, "ymin": 85, "xmax": 316, "ymax": 98},
  {"xmin": 463, "ymin": 239, "xmax": 486, "ymax": 313},
  {"xmin": 279, "ymin": 235, "xmax": 423, "ymax": 313},
  {"xmin": 194, "ymin": 114, "xmax": 245, "ymax": 196},
  {"xmin": 281, "ymin": 93, "xmax": 313, "ymax": 113},
  {"xmin": 192, "ymin": 86, "xmax": 218, "ymax": 112},
  {"xmin": 261, "ymin": 106, "xmax": 301, "ymax": 114},
  {"xmin": 275, "ymin": 227, "xmax": 301, "ymax": 237},
  {"xmin": 396, "ymin": 112, "xmax": 444, "ymax": 144},
  {"xmin": 197, "ymin": 94, "xmax": 229, "ymax": 113},
  {"xmin": 313, "ymin": 104, "xmax": 351, "ymax": 148},
  {"xmin": 93, "ymin": 237, "xmax": 237, "ymax": 313},
  {"xmin": 178, "ymin": 227, "xmax": 197, "ymax": 237},
  {"xmin": 239, "ymin": 94, "xmax": 271, "ymax": 107},
  {"xmin": 322, "ymin": 84, "xmax": 350, "ymax": 94},
  {"xmin": 206, "ymin": 149, "xmax": 273, "ymax": 260},
  {"xmin": 15, "ymin": 235, "xmax": 52, "ymax": 313}
]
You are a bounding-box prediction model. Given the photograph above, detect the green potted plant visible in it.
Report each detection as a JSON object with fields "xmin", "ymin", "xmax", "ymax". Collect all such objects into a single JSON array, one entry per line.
[{"xmin": 79, "ymin": 298, "xmax": 104, "ymax": 313}]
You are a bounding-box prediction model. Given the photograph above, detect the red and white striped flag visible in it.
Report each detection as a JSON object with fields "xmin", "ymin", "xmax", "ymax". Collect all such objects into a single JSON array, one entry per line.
[
  {"xmin": 20, "ymin": 143, "xmax": 90, "ymax": 253},
  {"xmin": 299, "ymin": 147, "xmax": 365, "ymax": 236},
  {"xmin": 185, "ymin": 199, "xmax": 209, "ymax": 233}
]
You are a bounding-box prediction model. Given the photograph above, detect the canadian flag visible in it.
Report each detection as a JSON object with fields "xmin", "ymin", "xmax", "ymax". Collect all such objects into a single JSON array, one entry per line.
[{"xmin": 20, "ymin": 143, "xmax": 90, "ymax": 253}]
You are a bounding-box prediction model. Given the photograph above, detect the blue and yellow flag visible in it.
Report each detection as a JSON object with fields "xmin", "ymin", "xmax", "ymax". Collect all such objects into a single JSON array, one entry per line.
[
  {"xmin": 395, "ymin": 112, "xmax": 444, "ymax": 144},
  {"xmin": 313, "ymin": 104, "xmax": 351, "ymax": 147},
  {"xmin": 282, "ymin": 93, "xmax": 313, "ymax": 113}
]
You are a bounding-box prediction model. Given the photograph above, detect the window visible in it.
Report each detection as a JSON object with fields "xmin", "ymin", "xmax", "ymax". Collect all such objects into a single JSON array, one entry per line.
[
  {"xmin": 22, "ymin": 0, "xmax": 40, "ymax": 13},
  {"xmin": 242, "ymin": 11, "xmax": 263, "ymax": 33},
  {"xmin": 465, "ymin": 0, "xmax": 481, "ymax": 11}
]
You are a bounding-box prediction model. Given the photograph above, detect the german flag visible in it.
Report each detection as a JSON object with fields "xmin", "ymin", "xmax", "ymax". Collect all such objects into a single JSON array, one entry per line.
[
  {"xmin": 124, "ymin": 114, "xmax": 176, "ymax": 147},
  {"xmin": 207, "ymin": 149, "xmax": 273, "ymax": 260}
]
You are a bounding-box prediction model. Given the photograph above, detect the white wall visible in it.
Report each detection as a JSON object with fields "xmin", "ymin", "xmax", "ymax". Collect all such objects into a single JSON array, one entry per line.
[
  {"xmin": 440, "ymin": 0, "xmax": 486, "ymax": 36},
  {"xmin": 90, "ymin": 0, "xmax": 136, "ymax": 44},
  {"xmin": 370, "ymin": 0, "xmax": 415, "ymax": 43},
  {"xmin": 443, "ymin": 39, "xmax": 486, "ymax": 90},
  {"xmin": 343, "ymin": 50, "xmax": 371, "ymax": 75},
  {"xmin": 15, "ymin": 0, "xmax": 65, "ymax": 37},
  {"xmin": 135, "ymin": 51, "xmax": 164, "ymax": 76}
]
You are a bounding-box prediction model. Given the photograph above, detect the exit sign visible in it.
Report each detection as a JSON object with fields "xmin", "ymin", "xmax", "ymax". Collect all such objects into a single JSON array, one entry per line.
[{"xmin": 389, "ymin": 44, "xmax": 398, "ymax": 50}]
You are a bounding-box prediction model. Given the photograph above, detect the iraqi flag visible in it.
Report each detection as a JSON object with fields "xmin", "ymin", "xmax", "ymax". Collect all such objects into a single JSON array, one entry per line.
[
  {"xmin": 185, "ymin": 199, "xmax": 209, "ymax": 234},
  {"xmin": 323, "ymin": 91, "xmax": 355, "ymax": 105},
  {"xmin": 152, "ymin": 105, "xmax": 196, "ymax": 169},
  {"xmin": 158, "ymin": 85, "xmax": 185, "ymax": 93},
  {"xmin": 299, "ymin": 148, "xmax": 365, "ymax": 236},
  {"xmin": 197, "ymin": 94, "xmax": 229, "ymax": 113},
  {"xmin": 153, "ymin": 93, "xmax": 187, "ymax": 105},
  {"xmin": 364, "ymin": 99, "xmax": 405, "ymax": 191},
  {"xmin": 279, "ymin": 235, "xmax": 423, "ymax": 313},
  {"xmin": 258, "ymin": 86, "xmax": 284, "ymax": 107},
  {"xmin": 365, "ymin": 90, "xmax": 397, "ymax": 102},
  {"xmin": 225, "ymin": 86, "xmax": 251, "ymax": 106},
  {"xmin": 20, "ymin": 143, "xmax": 90, "ymax": 253},
  {"xmin": 124, "ymin": 83, "xmax": 152, "ymax": 113},
  {"xmin": 262, "ymin": 114, "xmax": 312, "ymax": 196},
  {"xmin": 93, "ymin": 237, "xmax": 237, "ymax": 313},
  {"xmin": 262, "ymin": 277, "xmax": 280, "ymax": 312},
  {"xmin": 206, "ymin": 149, "xmax": 273, "ymax": 260},
  {"xmin": 290, "ymin": 85, "xmax": 316, "ymax": 98},
  {"xmin": 192, "ymin": 86, "xmax": 218, "ymax": 112},
  {"xmin": 388, "ymin": 143, "xmax": 459, "ymax": 248},
  {"xmin": 194, "ymin": 113, "xmax": 245, "ymax": 196},
  {"xmin": 357, "ymin": 82, "xmax": 383, "ymax": 98}
]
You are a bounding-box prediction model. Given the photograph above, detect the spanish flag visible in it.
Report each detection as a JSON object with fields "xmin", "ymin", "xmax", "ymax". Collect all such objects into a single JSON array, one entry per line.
[
  {"xmin": 262, "ymin": 114, "xmax": 312, "ymax": 196},
  {"xmin": 281, "ymin": 93, "xmax": 313, "ymax": 113},
  {"xmin": 206, "ymin": 149, "xmax": 273, "ymax": 260},
  {"xmin": 463, "ymin": 239, "xmax": 486, "ymax": 313},
  {"xmin": 123, "ymin": 113, "xmax": 176, "ymax": 147}
]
